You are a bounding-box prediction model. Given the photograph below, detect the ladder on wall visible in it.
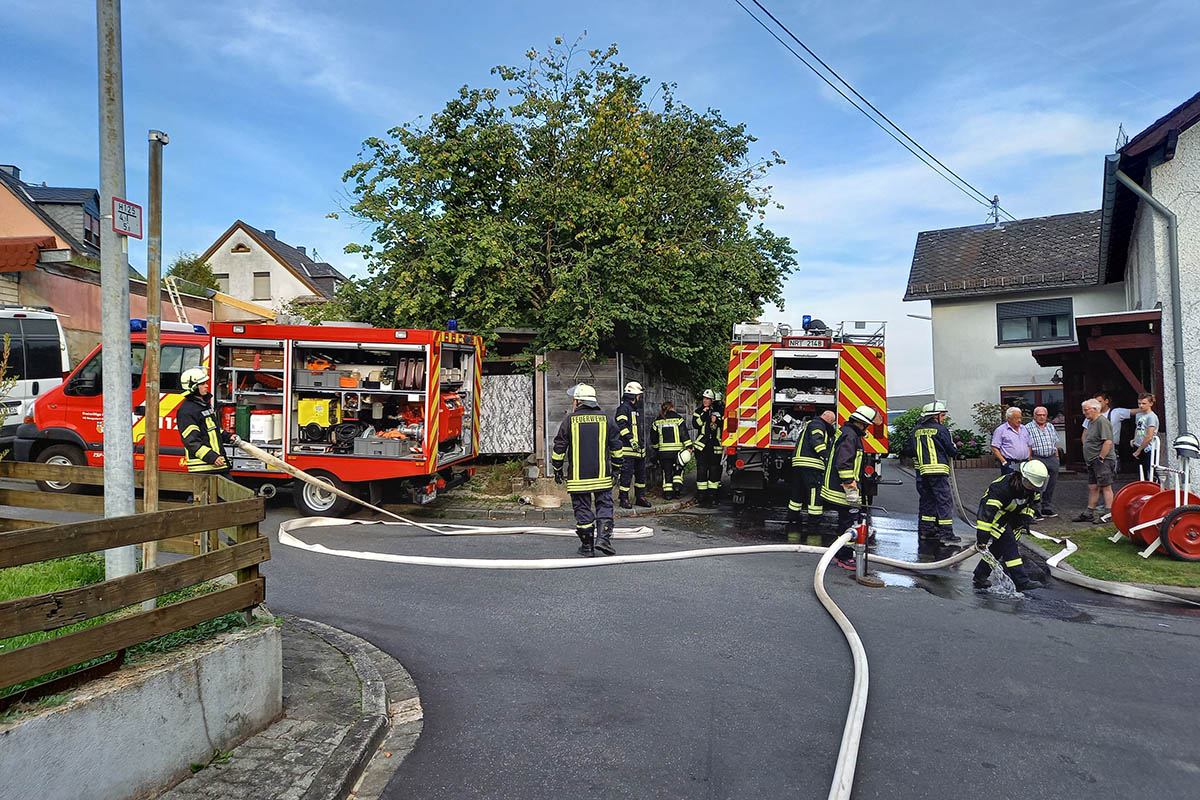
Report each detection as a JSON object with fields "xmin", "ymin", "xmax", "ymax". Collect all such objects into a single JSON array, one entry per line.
[{"xmin": 164, "ymin": 275, "xmax": 189, "ymax": 324}]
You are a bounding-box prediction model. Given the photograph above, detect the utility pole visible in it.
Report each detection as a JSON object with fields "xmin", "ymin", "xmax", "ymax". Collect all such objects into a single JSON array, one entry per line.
[
  {"xmin": 98, "ymin": 0, "xmax": 136, "ymax": 579},
  {"xmin": 142, "ymin": 129, "xmax": 168, "ymax": 609}
]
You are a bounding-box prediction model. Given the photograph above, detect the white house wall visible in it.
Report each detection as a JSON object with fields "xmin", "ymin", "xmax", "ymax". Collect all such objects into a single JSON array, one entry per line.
[
  {"xmin": 930, "ymin": 284, "xmax": 1125, "ymax": 431},
  {"xmin": 205, "ymin": 229, "xmax": 314, "ymax": 317},
  {"xmin": 1124, "ymin": 123, "xmax": 1200, "ymax": 448}
]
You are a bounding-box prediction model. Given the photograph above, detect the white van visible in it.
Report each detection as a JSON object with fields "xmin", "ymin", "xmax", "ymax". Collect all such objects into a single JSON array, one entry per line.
[{"xmin": 0, "ymin": 306, "xmax": 71, "ymax": 449}]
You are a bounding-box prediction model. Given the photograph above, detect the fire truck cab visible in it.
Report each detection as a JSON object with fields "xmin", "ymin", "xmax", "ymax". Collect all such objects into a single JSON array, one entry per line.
[
  {"xmin": 721, "ymin": 319, "xmax": 889, "ymax": 507},
  {"xmin": 15, "ymin": 320, "xmax": 483, "ymax": 517}
]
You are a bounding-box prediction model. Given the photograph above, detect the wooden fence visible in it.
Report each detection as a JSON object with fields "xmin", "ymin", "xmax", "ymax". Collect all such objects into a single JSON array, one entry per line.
[{"xmin": 0, "ymin": 462, "xmax": 268, "ymax": 693}]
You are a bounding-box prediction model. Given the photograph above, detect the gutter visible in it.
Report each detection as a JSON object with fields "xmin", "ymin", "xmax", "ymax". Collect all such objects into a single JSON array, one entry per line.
[{"xmin": 1112, "ymin": 166, "xmax": 1188, "ymax": 434}]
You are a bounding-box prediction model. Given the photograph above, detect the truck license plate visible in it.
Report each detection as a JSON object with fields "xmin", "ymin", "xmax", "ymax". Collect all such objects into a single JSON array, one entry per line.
[{"xmin": 416, "ymin": 488, "xmax": 437, "ymax": 505}]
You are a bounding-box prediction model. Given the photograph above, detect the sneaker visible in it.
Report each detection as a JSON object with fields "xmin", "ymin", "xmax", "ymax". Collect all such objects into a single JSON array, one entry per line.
[
  {"xmin": 1041, "ymin": 507, "xmax": 1058, "ymax": 518},
  {"xmin": 1032, "ymin": 512, "xmax": 1044, "ymax": 522},
  {"xmin": 834, "ymin": 555, "xmax": 856, "ymax": 571},
  {"xmin": 1072, "ymin": 510, "xmax": 1094, "ymax": 522}
]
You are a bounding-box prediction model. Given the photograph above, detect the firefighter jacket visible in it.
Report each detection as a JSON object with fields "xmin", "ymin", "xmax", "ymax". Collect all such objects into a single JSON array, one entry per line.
[
  {"xmin": 792, "ymin": 416, "xmax": 833, "ymax": 471},
  {"xmin": 692, "ymin": 406, "xmax": 724, "ymax": 456},
  {"xmin": 614, "ymin": 394, "xmax": 646, "ymax": 458},
  {"xmin": 910, "ymin": 417, "xmax": 957, "ymax": 476},
  {"xmin": 650, "ymin": 411, "xmax": 691, "ymax": 453},
  {"xmin": 820, "ymin": 422, "xmax": 865, "ymax": 506},
  {"xmin": 552, "ymin": 404, "xmax": 625, "ymax": 493},
  {"xmin": 976, "ymin": 474, "xmax": 1040, "ymax": 540},
  {"xmin": 177, "ymin": 392, "xmax": 232, "ymax": 473}
]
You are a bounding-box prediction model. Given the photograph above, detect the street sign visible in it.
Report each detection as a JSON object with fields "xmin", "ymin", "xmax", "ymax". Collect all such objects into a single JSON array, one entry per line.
[{"xmin": 112, "ymin": 197, "xmax": 143, "ymax": 239}]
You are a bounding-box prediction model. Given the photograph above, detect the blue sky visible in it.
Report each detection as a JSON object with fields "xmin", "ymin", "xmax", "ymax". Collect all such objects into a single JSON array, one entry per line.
[{"xmin": 4, "ymin": 0, "xmax": 1198, "ymax": 393}]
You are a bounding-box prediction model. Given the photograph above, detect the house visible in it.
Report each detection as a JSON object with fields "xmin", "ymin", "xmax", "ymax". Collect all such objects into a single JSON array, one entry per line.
[
  {"xmin": 0, "ymin": 164, "xmax": 210, "ymax": 361},
  {"xmin": 1033, "ymin": 89, "xmax": 1200, "ymax": 465},
  {"xmin": 197, "ymin": 221, "xmax": 347, "ymax": 319},
  {"xmin": 903, "ymin": 210, "xmax": 1126, "ymax": 451}
]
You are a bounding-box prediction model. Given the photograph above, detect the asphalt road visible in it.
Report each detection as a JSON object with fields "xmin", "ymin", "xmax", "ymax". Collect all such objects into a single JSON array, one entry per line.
[{"xmin": 257, "ymin": 472, "xmax": 1200, "ymax": 800}]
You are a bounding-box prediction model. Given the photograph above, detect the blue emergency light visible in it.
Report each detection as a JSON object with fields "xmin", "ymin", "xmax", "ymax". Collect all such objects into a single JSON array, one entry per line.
[
  {"xmin": 448, "ymin": 319, "xmax": 458, "ymax": 331},
  {"xmin": 802, "ymin": 315, "xmax": 812, "ymax": 330},
  {"xmin": 129, "ymin": 319, "xmax": 207, "ymax": 335}
]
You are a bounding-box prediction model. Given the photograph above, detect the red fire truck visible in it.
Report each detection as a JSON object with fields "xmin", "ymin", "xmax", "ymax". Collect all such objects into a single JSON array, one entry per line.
[
  {"xmin": 15, "ymin": 320, "xmax": 483, "ymax": 516},
  {"xmin": 721, "ymin": 319, "xmax": 889, "ymax": 506}
]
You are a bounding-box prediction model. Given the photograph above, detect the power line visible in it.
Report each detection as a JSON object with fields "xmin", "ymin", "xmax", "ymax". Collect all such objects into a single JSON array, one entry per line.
[{"xmin": 732, "ymin": 0, "xmax": 1017, "ymax": 221}]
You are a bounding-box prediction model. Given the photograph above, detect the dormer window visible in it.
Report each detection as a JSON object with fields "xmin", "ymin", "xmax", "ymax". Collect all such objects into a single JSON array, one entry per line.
[
  {"xmin": 84, "ymin": 212, "xmax": 100, "ymax": 246},
  {"xmin": 231, "ymin": 242, "xmax": 251, "ymax": 253}
]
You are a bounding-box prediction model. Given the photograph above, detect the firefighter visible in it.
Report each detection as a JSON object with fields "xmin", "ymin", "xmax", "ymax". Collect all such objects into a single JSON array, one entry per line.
[
  {"xmin": 909, "ymin": 400, "xmax": 962, "ymax": 545},
  {"xmin": 820, "ymin": 405, "xmax": 879, "ymax": 568},
  {"xmin": 692, "ymin": 389, "xmax": 724, "ymax": 507},
  {"xmin": 651, "ymin": 400, "xmax": 691, "ymax": 500},
  {"xmin": 787, "ymin": 409, "xmax": 836, "ymax": 542},
  {"xmin": 614, "ymin": 381, "xmax": 651, "ymax": 509},
  {"xmin": 177, "ymin": 367, "xmax": 239, "ymax": 475},
  {"xmin": 973, "ymin": 461, "xmax": 1049, "ymax": 591},
  {"xmin": 552, "ymin": 384, "xmax": 625, "ymax": 556}
]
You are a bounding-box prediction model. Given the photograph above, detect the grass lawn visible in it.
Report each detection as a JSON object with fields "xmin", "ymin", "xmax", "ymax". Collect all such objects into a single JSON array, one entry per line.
[{"xmin": 1034, "ymin": 527, "xmax": 1200, "ymax": 587}]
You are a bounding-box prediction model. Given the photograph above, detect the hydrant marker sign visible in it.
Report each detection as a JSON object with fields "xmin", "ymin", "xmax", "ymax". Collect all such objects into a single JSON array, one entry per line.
[{"xmin": 112, "ymin": 197, "xmax": 143, "ymax": 239}]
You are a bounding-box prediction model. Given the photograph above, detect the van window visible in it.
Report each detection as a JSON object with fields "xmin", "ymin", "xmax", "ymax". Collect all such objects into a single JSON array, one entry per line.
[
  {"xmin": 21, "ymin": 319, "xmax": 64, "ymax": 380},
  {"xmin": 0, "ymin": 336, "xmax": 24, "ymax": 380},
  {"xmin": 160, "ymin": 346, "xmax": 204, "ymax": 392},
  {"xmin": 67, "ymin": 344, "xmax": 147, "ymax": 396}
]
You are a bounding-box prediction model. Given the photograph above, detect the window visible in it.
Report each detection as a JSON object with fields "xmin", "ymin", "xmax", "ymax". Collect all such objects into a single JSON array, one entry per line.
[
  {"xmin": 996, "ymin": 298, "xmax": 1073, "ymax": 345},
  {"xmin": 66, "ymin": 344, "xmax": 146, "ymax": 396},
  {"xmin": 214, "ymin": 273, "xmax": 230, "ymax": 294},
  {"xmin": 0, "ymin": 318, "xmax": 64, "ymax": 380},
  {"xmin": 231, "ymin": 243, "xmax": 251, "ymax": 253},
  {"xmin": 84, "ymin": 212, "xmax": 100, "ymax": 246},
  {"xmin": 1000, "ymin": 385, "xmax": 1065, "ymax": 425},
  {"xmin": 160, "ymin": 345, "xmax": 204, "ymax": 392},
  {"xmin": 253, "ymin": 272, "xmax": 271, "ymax": 300}
]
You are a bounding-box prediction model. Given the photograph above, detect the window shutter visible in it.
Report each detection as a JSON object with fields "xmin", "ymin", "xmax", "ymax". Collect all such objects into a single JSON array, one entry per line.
[{"xmin": 996, "ymin": 298, "xmax": 1072, "ymax": 319}]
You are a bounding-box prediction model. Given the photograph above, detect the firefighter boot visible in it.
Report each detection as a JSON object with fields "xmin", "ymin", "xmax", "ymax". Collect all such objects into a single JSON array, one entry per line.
[
  {"xmin": 618, "ymin": 489, "xmax": 633, "ymax": 510},
  {"xmin": 635, "ymin": 489, "xmax": 652, "ymax": 508},
  {"xmin": 972, "ymin": 562, "xmax": 992, "ymax": 590},
  {"xmin": 595, "ymin": 520, "xmax": 616, "ymax": 556},
  {"xmin": 576, "ymin": 527, "xmax": 595, "ymax": 557},
  {"xmin": 1010, "ymin": 567, "xmax": 1043, "ymax": 592}
]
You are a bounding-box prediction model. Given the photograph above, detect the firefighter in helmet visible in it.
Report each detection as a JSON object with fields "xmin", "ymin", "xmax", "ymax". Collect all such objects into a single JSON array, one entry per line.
[
  {"xmin": 176, "ymin": 367, "xmax": 239, "ymax": 474},
  {"xmin": 820, "ymin": 405, "xmax": 879, "ymax": 568},
  {"xmin": 909, "ymin": 400, "xmax": 962, "ymax": 545},
  {"xmin": 787, "ymin": 409, "xmax": 836, "ymax": 542},
  {"xmin": 650, "ymin": 400, "xmax": 692, "ymax": 500},
  {"xmin": 615, "ymin": 381, "xmax": 651, "ymax": 509},
  {"xmin": 552, "ymin": 383, "xmax": 625, "ymax": 556},
  {"xmin": 973, "ymin": 460, "xmax": 1048, "ymax": 591},
  {"xmin": 692, "ymin": 389, "xmax": 724, "ymax": 507}
]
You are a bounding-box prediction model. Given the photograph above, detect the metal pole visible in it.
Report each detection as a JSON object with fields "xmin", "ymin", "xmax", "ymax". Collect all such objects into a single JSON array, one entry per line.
[
  {"xmin": 142, "ymin": 130, "xmax": 168, "ymax": 608},
  {"xmin": 97, "ymin": 0, "xmax": 136, "ymax": 579}
]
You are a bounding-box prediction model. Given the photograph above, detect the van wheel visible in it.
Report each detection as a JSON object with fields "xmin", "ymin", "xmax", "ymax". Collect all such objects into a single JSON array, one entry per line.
[
  {"xmin": 292, "ymin": 471, "xmax": 352, "ymax": 517},
  {"xmin": 36, "ymin": 444, "xmax": 86, "ymax": 494}
]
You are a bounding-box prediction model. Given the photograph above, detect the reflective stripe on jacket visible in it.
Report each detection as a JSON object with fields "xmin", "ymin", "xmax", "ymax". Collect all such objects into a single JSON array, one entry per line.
[
  {"xmin": 975, "ymin": 474, "xmax": 1040, "ymax": 539},
  {"xmin": 651, "ymin": 411, "xmax": 691, "ymax": 453},
  {"xmin": 177, "ymin": 393, "xmax": 230, "ymax": 473},
  {"xmin": 551, "ymin": 406, "xmax": 625, "ymax": 493},
  {"xmin": 910, "ymin": 418, "xmax": 957, "ymax": 475},
  {"xmin": 792, "ymin": 417, "xmax": 833, "ymax": 470},
  {"xmin": 821, "ymin": 423, "xmax": 864, "ymax": 506},
  {"xmin": 692, "ymin": 406, "xmax": 724, "ymax": 455},
  {"xmin": 614, "ymin": 394, "xmax": 644, "ymax": 458}
]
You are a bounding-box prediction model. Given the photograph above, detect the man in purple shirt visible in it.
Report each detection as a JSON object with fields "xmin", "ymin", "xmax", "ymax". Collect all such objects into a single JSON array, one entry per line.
[{"xmin": 991, "ymin": 407, "xmax": 1032, "ymax": 475}]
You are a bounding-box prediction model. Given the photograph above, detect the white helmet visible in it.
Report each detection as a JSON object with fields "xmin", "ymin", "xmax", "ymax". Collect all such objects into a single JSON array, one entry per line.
[
  {"xmin": 181, "ymin": 367, "xmax": 209, "ymax": 393},
  {"xmin": 569, "ymin": 383, "xmax": 597, "ymax": 403},
  {"xmin": 1174, "ymin": 433, "xmax": 1200, "ymax": 460},
  {"xmin": 624, "ymin": 381, "xmax": 644, "ymax": 395},
  {"xmin": 702, "ymin": 389, "xmax": 717, "ymax": 400},
  {"xmin": 848, "ymin": 405, "xmax": 879, "ymax": 426},
  {"xmin": 678, "ymin": 449, "xmax": 693, "ymax": 466},
  {"xmin": 1019, "ymin": 459, "xmax": 1050, "ymax": 489}
]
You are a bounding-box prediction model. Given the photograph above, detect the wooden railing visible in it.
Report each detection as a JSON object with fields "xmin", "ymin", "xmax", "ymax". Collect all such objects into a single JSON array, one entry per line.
[{"xmin": 0, "ymin": 462, "xmax": 268, "ymax": 693}]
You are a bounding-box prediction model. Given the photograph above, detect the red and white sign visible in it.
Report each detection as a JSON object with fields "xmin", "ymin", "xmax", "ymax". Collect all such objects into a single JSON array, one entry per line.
[{"xmin": 112, "ymin": 197, "xmax": 143, "ymax": 239}]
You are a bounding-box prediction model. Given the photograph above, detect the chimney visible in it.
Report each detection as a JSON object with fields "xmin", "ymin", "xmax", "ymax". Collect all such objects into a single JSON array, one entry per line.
[
  {"xmin": 0, "ymin": 165, "xmax": 19, "ymax": 180},
  {"xmin": 297, "ymin": 246, "xmax": 306, "ymax": 256},
  {"xmin": 264, "ymin": 229, "xmax": 276, "ymax": 239}
]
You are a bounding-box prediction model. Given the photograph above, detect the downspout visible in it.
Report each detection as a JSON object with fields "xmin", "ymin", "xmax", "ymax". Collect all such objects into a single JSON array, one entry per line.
[{"xmin": 1114, "ymin": 169, "xmax": 1188, "ymax": 434}]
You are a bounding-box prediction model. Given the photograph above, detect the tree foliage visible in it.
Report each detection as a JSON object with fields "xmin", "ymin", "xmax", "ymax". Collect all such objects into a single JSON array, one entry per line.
[
  {"xmin": 166, "ymin": 251, "xmax": 219, "ymax": 292},
  {"xmin": 324, "ymin": 37, "xmax": 794, "ymax": 388}
]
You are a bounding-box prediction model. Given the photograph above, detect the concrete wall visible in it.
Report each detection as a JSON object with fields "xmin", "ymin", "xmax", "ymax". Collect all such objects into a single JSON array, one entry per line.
[
  {"xmin": 1124, "ymin": 123, "xmax": 1200, "ymax": 448},
  {"xmin": 206, "ymin": 228, "xmax": 315, "ymax": 316},
  {"xmin": 930, "ymin": 283, "xmax": 1126, "ymax": 430},
  {"xmin": 0, "ymin": 625, "xmax": 282, "ymax": 800}
]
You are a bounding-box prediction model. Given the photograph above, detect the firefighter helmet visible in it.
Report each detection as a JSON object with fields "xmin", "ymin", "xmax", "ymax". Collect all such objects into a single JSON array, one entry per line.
[
  {"xmin": 569, "ymin": 383, "xmax": 597, "ymax": 404},
  {"xmin": 921, "ymin": 400, "xmax": 948, "ymax": 415},
  {"xmin": 848, "ymin": 405, "xmax": 879, "ymax": 427},
  {"xmin": 624, "ymin": 381, "xmax": 644, "ymax": 396},
  {"xmin": 1019, "ymin": 459, "xmax": 1050, "ymax": 489},
  {"xmin": 702, "ymin": 389, "xmax": 717, "ymax": 400},
  {"xmin": 678, "ymin": 449, "xmax": 693, "ymax": 466},
  {"xmin": 180, "ymin": 368, "xmax": 208, "ymax": 394},
  {"xmin": 1174, "ymin": 433, "xmax": 1200, "ymax": 460}
]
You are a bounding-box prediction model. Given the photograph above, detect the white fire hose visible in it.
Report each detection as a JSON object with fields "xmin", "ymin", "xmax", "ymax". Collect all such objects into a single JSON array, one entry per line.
[{"xmin": 243, "ymin": 440, "xmax": 1191, "ymax": 799}]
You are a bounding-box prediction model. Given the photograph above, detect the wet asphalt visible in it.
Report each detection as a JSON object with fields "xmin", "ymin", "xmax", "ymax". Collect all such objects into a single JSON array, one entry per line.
[{"xmin": 260, "ymin": 470, "xmax": 1200, "ymax": 799}]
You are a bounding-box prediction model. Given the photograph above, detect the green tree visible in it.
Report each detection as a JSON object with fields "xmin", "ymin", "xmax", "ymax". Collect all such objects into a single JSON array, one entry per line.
[
  {"xmin": 325, "ymin": 37, "xmax": 794, "ymax": 388},
  {"xmin": 166, "ymin": 251, "xmax": 219, "ymax": 292}
]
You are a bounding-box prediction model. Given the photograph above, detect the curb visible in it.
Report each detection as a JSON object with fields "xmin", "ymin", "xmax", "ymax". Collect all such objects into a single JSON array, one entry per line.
[
  {"xmin": 287, "ymin": 617, "xmax": 422, "ymax": 800},
  {"xmin": 1019, "ymin": 536, "xmax": 1200, "ymax": 603}
]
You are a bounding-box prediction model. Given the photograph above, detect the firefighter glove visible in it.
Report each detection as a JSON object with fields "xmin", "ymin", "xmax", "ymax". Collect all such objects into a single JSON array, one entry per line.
[
  {"xmin": 553, "ymin": 470, "xmax": 564, "ymax": 485},
  {"xmin": 844, "ymin": 484, "xmax": 860, "ymax": 505},
  {"xmin": 976, "ymin": 530, "xmax": 992, "ymax": 548},
  {"xmin": 230, "ymin": 434, "xmax": 242, "ymax": 446}
]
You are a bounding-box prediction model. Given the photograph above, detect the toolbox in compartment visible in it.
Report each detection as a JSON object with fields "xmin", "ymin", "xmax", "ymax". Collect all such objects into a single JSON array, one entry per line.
[
  {"xmin": 231, "ymin": 348, "xmax": 284, "ymax": 369},
  {"xmin": 353, "ymin": 436, "xmax": 411, "ymax": 457},
  {"xmin": 295, "ymin": 369, "xmax": 350, "ymax": 388}
]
